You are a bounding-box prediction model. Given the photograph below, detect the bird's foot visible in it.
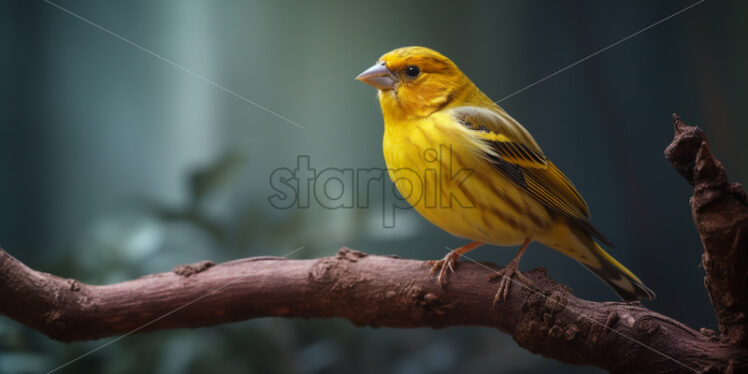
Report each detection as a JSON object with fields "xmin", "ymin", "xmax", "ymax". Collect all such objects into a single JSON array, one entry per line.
[
  {"xmin": 489, "ymin": 260, "xmax": 531, "ymax": 304},
  {"xmin": 428, "ymin": 251, "xmax": 462, "ymax": 288}
]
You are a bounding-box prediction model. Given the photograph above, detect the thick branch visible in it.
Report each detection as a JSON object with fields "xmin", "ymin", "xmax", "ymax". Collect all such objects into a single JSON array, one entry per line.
[
  {"xmin": 665, "ymin": 114, "xmax": 748, "ymax": 347},
  {"xmin": 0, "ymin": 247, "xmax": 743, "ymax": 373}
]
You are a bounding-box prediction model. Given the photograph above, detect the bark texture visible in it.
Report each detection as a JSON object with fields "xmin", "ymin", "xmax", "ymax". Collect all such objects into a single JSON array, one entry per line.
[
  {"xmin": 1, "ymin": 115, "xmax": 747, "ymax": 373},
  {"xmin": 665, "ymin": 114, "xmax": 748, "ymax": 349}
]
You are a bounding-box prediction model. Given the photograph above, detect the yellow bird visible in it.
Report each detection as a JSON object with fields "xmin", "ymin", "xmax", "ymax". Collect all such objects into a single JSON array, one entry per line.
[{"xmin": 356, "ymin": 46, "xmax": 654, "ymax": 303}]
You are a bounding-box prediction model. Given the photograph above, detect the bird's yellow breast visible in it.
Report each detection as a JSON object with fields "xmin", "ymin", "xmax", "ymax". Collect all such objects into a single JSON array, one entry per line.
[{"xmin": 382, "ymin": 113, "xmax": 554, "ymax": 246}]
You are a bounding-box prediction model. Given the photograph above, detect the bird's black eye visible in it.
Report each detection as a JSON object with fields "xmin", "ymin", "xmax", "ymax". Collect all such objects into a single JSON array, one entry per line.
[{"xmin": 405, "ymin": 65, "xmax": 420, "ymax": 78}]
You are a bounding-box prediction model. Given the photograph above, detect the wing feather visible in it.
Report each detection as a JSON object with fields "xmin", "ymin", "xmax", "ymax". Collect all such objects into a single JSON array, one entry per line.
[{"xmin": 449, "ymin": 106, "xmax": 613, "ymax": 247}]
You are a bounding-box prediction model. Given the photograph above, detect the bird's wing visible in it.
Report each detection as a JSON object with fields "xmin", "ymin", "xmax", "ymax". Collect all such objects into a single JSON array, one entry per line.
[{"xmin": 449, "ymin": 106, "xmax": 613, "ymax": 247}]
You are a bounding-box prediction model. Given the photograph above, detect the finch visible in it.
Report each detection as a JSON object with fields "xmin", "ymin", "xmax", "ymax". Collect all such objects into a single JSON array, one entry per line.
[{"xmin": 356, "ymin": 46, "xmax": 654, "ymax": 303}]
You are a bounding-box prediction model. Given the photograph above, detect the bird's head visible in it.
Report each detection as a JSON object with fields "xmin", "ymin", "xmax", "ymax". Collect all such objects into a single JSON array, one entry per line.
[{"xmin": 356, "ymin": 46, "xmax": 476, "ymax": 121}]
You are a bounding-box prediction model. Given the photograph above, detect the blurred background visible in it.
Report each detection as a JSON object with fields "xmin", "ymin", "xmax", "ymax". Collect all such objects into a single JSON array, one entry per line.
[{"xmin": 1, "ymin": 0, "xmax": 746, "ymax": 372}]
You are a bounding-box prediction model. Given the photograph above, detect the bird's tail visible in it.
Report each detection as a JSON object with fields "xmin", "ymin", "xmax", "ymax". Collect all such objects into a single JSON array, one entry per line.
[{"xmin": 582, "ymin": 242, "xmax": 655, "ymax": 301}]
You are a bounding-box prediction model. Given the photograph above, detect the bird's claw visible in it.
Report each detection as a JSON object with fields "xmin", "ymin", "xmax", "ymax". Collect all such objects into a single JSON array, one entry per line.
[
  {"xmin": 429, "ymin": 252, "xmax": 460, "ymax": 287},
  {"xmin": 489, "ymin": 260, "xmax": 531, "ymax": 304}
]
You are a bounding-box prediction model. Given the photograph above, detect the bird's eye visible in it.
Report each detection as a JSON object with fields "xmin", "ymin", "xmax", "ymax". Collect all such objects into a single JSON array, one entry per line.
[{"xmin": 405, "ymin": 65, "xmax": 420, "ymax": 78}]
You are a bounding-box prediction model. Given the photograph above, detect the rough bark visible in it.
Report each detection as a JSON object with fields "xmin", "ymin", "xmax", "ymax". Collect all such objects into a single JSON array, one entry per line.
[
  {"xmin": 665, "ymin": 114, "xmax": 748, "ymax": 348},
  {"xmin": 1, "ymin": 115, "xmax": 747, "ymax": 373}
]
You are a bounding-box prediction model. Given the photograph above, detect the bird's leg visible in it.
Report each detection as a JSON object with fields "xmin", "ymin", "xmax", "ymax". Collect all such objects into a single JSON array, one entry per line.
[
  {"xmin": 491, "ymin": 239, "xmax": 532, "ymax": 304},
  {"xmin": 429, "ymin": 241, "xmax": 483, "ymax": 287}
]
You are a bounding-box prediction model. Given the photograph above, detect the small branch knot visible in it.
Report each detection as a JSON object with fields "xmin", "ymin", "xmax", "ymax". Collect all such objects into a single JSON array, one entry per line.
[
  {"xmin": 335, "ymin": 247, "xmax": 368, "ymax": 262},
  {"xmin": 173, "ymin": 260, "xmax": 215, "ymax": 277}
]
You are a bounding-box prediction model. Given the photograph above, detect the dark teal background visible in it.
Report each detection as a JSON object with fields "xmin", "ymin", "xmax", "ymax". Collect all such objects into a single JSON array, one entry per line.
[{"xmin": 1, "ymin": 0, "xmax": 746, "ymax": 373}]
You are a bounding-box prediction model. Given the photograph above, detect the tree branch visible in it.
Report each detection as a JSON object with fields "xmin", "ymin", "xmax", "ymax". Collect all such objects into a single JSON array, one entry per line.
[
  {"xmin": 0, "ymin": 246, "xmax": 741, "ymax": 373},
  {"xmin": 1, "ymin": 115, "xmax": 747, "ymax": 373},
  {"xmin": 665, "ymin": 114, "xmax": 748, "ymax": 348}
]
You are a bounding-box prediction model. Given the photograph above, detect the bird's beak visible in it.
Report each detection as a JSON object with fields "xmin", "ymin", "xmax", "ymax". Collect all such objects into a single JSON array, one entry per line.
[{"xmin": 356, "ymin": 61, "xmax": 396, "ymax": 90}]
